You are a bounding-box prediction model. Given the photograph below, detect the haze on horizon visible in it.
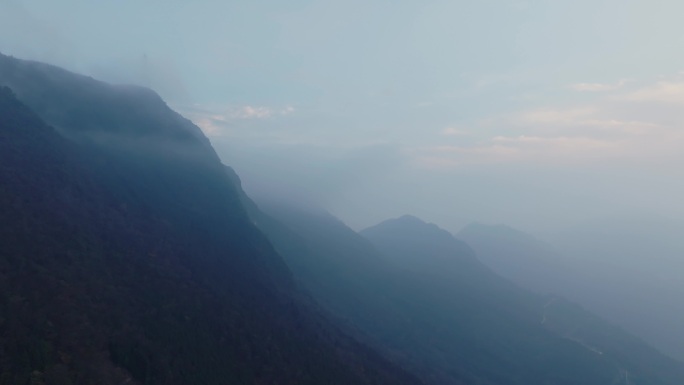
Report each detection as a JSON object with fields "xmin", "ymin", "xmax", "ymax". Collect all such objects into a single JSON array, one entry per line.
[{"xmin": 2, "ymin": 0, "xmax": 684, "ymax": 234}]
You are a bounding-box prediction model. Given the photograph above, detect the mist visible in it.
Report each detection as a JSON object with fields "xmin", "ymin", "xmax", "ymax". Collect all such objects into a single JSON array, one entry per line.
[
  {"xmin": 3, "ymin": 0, "xmax": 684, "ymax": 233},
  {"xmin": 3, "ymin": 0, "xmax": 684, "ymax": 369}
]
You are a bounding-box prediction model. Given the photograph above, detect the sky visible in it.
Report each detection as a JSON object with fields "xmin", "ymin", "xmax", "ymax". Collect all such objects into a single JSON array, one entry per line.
[{"xmin": 2, "ymin": 0, "xmax": 684, "ymax": 233}]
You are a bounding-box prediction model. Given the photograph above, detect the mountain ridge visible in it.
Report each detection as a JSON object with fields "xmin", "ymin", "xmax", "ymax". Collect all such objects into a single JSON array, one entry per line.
[
  {"xmin": 246, "ymin": 199, "xmax": 684, "ymax": 384},
  {"xmin": 0, "ymin": 54, "xmax": 422, "ymax": 385},
  {"xmin": 462, "ymin": 220, "xmax": 684, "ymax": 362}
]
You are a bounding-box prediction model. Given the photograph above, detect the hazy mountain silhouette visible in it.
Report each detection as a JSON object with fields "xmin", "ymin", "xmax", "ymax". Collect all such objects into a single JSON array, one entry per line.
[
  {"xmin": 551, "ymin": 218, "xmax": 684, "ymax": 361},
  {"xmin": 239, "ymin": 195, "xmax": 684, "ymax": 384},
  {"xmin": 362, "ymin": 216, "xmax": 684, "ymax": 384},
  {"xmin": 460, "ymin": 220, "xmax": 684, "ymax": 362},
  {"xmin": 0, "ymin": 53, "xmax": 422, "ymax": 385},
  {"xmin": 457, "ymin": 222, "xmax": 573, "ymax": 295}
]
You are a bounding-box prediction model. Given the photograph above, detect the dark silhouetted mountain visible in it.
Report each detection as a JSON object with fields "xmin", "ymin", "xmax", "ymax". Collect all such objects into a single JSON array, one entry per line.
[
  {"xmin": 241, "ymin": 200, "xmax": 684, "ymax": 384},
  {"xmin": 0, "ymin": 54, "xmax": 422, "ymax": 385}
]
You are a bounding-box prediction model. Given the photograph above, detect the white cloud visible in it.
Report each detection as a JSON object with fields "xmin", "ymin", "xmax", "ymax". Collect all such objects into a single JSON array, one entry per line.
[
  {"xmin": 227, "ymin": 105, "xmax": 295, "ymax": 119},
  {"xmin": 622, "ymin": 81, "xmax": 684, "ymax": 104},
  {"xmin": 441, "ymin": 126, "xmax": 470, "ymax": 136},
  {"xmin": 174, "ymin": 103, "xmax": 295, "ymax": 137},
  {"xmin": 569, "ymin": 79, "xmax": 628, "ymax": 92},
  {"xmin": 519, "ymin": 107, "xmax": 596, "ymax": 125}
]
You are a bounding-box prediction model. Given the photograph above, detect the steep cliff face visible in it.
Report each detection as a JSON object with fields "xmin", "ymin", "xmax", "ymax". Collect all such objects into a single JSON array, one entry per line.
[{"xmin": 0, "ymin": 55, "xmax": 422, "ymax": 385}]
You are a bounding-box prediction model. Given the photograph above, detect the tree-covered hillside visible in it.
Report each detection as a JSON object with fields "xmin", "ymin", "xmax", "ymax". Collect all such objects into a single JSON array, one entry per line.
[{"xmin": 0, "ymin": 55, "xmax": 422, "ymax": 385}]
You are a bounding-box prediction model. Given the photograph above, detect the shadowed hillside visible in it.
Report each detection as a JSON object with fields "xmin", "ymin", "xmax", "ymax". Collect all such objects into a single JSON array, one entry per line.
[{"xmin": 0, "ymin": 54, "xmax": 422, "ymax": 385}]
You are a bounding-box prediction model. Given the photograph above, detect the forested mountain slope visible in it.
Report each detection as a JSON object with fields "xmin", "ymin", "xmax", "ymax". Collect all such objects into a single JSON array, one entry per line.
[{"xmin": 0, "ymin": 54, "xmax": 422, "ymax": 385}]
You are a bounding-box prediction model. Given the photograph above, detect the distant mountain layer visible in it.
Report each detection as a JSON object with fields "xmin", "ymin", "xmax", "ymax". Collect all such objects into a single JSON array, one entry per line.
[
  {"xmin": 457, "ymin": 222, "xmax": 570, "ymax": 295},
  {"xmin": 460, "ymin": 221, "xmax": 684, "ymax": 362},
  {"xmin": 0, "ymin": 53, "xmax": 421, "ymax": 385},
  {"xmin": 362, "ymin": 217, "xmax": 684, "ymax": 384},
  {"xmin": 245, "ymin": 196, "xmax": 684, "ymax": 384}
]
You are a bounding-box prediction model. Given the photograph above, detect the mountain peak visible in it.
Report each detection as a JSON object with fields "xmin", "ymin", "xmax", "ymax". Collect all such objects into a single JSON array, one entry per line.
[
  {"xmin": 361, "ymin": 215, "xmax": 477, "ymax": 271},
  {"xmin": 362, "ymin": 215, "xmax": 453, "ymax": 243},
  {"xmin": 396, "ymin": 214, "xmax": 426, "ymax": 223}
]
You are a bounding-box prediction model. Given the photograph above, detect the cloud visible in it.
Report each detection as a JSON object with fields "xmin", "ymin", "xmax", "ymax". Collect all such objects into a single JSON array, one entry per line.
[
  {"xmin": 519, "ymin": 107, "xmax": 596, "ymax": 125},
  {"xmin": 491, "ymin": 135, "xmax": 610, "ymax": 147},
  {"xmin": 417, "ymin": 135, "xmax": 618, "ymax": 168},
  {"xmin": 415, "ymin": 73, "xmax": 684, "ymax": 169},
  {"xmin": 569, "ymin": 79, "xmax": 629, "ymax": 92},
  {"xmin": 621, "ymin": 81, "xmax": 684, "ymax": 104},
  {"xmin": 441, "ymin": 126, "xmax": 470, "ymax": 136},
  {"xmin": 175, "ymin": 103, "xmax": 296, "ymax": 137},
  {"xmin": 223, "ymin": 105, "xmax": 295, "ymax": 120},
  {"xmin": 516, "ymin": 106, "xmax": 662, "ymax": 136},
  {"xmin": 189, "ymin": 115, "xmax": 225, "ymax": 137},
  {"xmin": 237, "ymin": 106, "xmax": 275, "ymax": 119}
]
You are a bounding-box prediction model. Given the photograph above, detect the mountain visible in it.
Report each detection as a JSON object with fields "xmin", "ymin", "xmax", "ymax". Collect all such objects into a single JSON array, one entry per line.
[
  {"xmin": 364, "ymin": 217, "xmax": 684, "ymax": 384},
  {"xmin": 0, "ymin": 53, "xmax": 422, "ymax": 385},
  {"xmin": 246, "ymin": 204, "xmax": 474, "ymax": 384},
  {"xmin": 7, "ymin": 51, "xmax": 682, "ymax": 385},
  {"xmin": 460, "ymin": 221, "xmax": 684, "ymax": 362},
  {"xmin": 245, "ymin": 197, "xmax": 684, "ymax": 384},
  {"xmin": 457, "ymin": 222, "xmax": 572, "ymax": 296},
  {"xmin": 550, "ymin": 218, "xmax": 684, "ymax": 361},
  {"xmin": 359, "ymin": 215, "xmax": 477, "ymax": 274}
]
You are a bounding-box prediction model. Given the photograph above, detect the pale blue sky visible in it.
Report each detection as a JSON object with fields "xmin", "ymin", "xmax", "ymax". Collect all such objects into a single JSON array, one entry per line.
[{"xmin": 2, "ymin": 0, "xmax": 684, "ymax": 232}]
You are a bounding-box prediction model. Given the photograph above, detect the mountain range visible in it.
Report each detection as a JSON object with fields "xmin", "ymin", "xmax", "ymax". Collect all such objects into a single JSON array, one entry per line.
[
  {"xmin": 2, "ymin": 52, "xmax": 683, "ymax": 384},
  {"xmin": 243, "ymin": 194, "xmax": 684, "ymax": 384},
  {"xmin": 459, "ymin": 220, "xmax": 684, "ymax": 363}
]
